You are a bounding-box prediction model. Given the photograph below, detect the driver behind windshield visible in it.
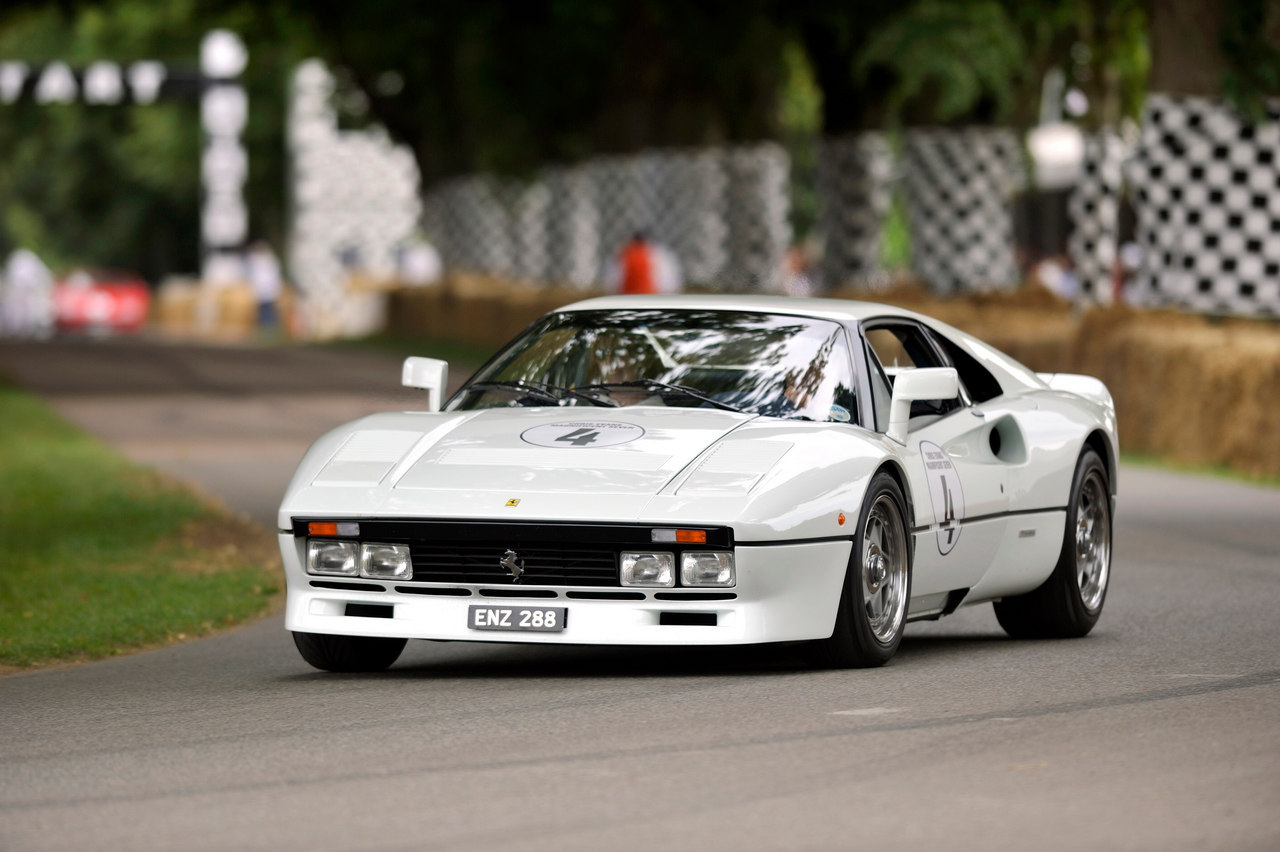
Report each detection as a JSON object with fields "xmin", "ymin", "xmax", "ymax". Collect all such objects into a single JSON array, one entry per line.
[{"xmin": 451, "ymin": 309, "xmax": 856, "ymax": 423}]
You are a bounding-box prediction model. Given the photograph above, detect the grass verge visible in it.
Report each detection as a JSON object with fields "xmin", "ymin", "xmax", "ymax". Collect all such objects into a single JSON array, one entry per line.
[
  {"xmin": 0, "ymin": 383, "xmax": 280, "ymax": 671},
  {"xmin": 1120, "ymin": 453, "xmax": 1280, "ymax": 489}
]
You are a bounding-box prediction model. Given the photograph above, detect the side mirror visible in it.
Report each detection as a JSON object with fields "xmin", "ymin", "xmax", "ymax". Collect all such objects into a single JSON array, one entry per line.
[
  {"xmin": 402, "ymin": 357, "xmax": 449, "ymax": 412},
  {"xmin": 886, "ymin": 367, "xmax": 958, "ymax": 444}
]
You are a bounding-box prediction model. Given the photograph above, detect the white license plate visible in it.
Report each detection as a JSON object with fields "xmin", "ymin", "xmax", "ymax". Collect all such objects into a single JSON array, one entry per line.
[{"xmin": 468, "ymin": 605, "xmax": 566, "ymax": 632}]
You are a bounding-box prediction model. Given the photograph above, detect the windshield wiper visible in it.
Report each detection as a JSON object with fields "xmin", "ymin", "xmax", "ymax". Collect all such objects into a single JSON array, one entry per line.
[
  {"xmin": 465, "ymin": 380, "xmax": 615, "ymax": 407},
  {"xmin": 578, "ymin": 380, "xmax": 742, "ymax": 412}
]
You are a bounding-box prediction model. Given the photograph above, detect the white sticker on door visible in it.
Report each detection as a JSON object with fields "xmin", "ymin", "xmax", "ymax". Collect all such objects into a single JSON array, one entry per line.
[{"xmin": 920, "ymin": 441, "xmax": 965, "ymax": 555}]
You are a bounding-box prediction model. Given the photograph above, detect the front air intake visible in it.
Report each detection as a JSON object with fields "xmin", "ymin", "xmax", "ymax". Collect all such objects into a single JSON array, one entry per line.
[{"xmin": 659, "ymin": 612, "xmax": 717, "ymax": 626}]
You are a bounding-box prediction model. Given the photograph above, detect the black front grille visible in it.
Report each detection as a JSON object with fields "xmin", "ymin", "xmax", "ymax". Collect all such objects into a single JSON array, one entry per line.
[
  {"xmin": 296, "ymin": 519, "xmax": 734, "ymax": 589},
  {"xmin": 407, "ymin": 541, "xmax": 617, "ymax": 586}
]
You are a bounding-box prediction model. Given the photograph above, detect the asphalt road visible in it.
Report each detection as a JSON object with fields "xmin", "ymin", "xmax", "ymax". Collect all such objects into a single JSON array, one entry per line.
[{"xmin": 2, "ymin": 338, "xmax": 1278, "ymax": 852}]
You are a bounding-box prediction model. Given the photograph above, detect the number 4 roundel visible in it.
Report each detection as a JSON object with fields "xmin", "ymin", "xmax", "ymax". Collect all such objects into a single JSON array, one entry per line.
[{"xmin": 520, "ymin": 421, "xmax": 646, "ymax": 448}]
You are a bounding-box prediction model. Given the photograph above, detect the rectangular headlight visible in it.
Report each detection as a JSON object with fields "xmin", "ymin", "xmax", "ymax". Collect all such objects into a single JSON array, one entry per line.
[
  {"xmin": 360, "ymin": 543, "xmax": 413, "ymax": 580},
  {"xmin": 307, "ymin": 540, "xmax": 359, "ymax": 576},
  {"xmin": 620, "ymin": 551, "xmax": 675, "ymax": 587},
  {"xmin": 681, "ymin": 552, "xmax": 735, "ymax": 586}
]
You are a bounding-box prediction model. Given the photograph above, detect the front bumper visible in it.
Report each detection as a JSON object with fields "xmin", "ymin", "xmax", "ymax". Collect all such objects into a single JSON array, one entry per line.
[{"xmin": 280, "ymin": 533, "xmax": 851, "ymax": 646}]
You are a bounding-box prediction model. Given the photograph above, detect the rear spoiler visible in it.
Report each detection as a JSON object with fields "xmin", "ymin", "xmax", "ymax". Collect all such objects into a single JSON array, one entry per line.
[{"xmin": 1037, "ymin": 373, "xmax": 1115, "ymax": 413}]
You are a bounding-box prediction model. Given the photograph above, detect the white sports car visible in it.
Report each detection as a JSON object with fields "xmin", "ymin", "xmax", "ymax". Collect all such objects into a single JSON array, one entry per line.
[{"xmin": 279, "ymin": 295, "xmax": 1117, "ymax": 671}]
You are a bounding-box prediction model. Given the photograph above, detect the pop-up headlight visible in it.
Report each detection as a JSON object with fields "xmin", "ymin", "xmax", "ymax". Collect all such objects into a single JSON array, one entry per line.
[
  {"xmin": 620, "ymin": 552, "xmax": 675, "ymax": 587},
  {"xmin": 307, "ymin": 540, "xmax": 359, "ymax": 576},
  {"xmin": 360, "ymin": 543, "xmax": 412, "ymax": 580},
  {"xmin": 681, "ymin": 552, "xmax": 736, "ymax": 587}
]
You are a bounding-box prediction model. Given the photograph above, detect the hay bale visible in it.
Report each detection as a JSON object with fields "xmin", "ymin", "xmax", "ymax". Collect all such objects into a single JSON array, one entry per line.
[
  {"xmin": 154, "ymin": 280, "xmax": 198, "ymax": 334},
  {"xmin": 1071, "ymin": 309, "xmax": 1280, "ymax": 478}
]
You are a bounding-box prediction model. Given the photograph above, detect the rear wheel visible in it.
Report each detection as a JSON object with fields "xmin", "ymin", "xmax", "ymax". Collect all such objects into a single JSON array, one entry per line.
[
  {"xmin": 994, "ymin": 448, "xmax": 1111, "ymax": 639},
  {"xmin": 810, "ymin": 472, "xmax": 912, "ymax": 668},
  {"xmin": 292, "ymin": 631, "xmax": 407, "ymax": 673}
]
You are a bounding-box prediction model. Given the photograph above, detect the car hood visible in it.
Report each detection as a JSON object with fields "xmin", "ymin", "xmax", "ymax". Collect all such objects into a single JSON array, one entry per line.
[
  {"xmin": 281, "ymin": 406, "xmax": 771, "ymax": 526},
  {"xmin": 395, "ymin": 407, "xmax": 751, "ymax": 493}
]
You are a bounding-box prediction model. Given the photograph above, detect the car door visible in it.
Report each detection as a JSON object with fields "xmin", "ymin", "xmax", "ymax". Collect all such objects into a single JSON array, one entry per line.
[{"xmin": 862, "ymin": 320, "xmax": 1010, "ymax": 605}]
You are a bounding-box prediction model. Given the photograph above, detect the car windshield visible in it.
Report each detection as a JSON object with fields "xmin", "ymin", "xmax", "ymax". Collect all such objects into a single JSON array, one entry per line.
[{"xmin": 450, "ymin": 309, "xmax": 858, "ymax": 423}]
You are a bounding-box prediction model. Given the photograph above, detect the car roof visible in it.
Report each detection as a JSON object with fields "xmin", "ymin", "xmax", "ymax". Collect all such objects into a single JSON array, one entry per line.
[{"xmin": 556, "ymin": 293, "xmax": 926, "ymax": 324}]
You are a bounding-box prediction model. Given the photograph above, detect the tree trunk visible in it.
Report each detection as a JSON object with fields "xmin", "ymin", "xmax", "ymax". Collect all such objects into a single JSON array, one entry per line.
[{"xmin": 1148, "ymin": 0, "xmax": 1226, "ymax": 94}]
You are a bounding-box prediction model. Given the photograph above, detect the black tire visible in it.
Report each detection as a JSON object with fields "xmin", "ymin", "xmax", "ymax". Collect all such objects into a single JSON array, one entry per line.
[
  {"xmin": 809, "ymin": 472, "xmax": 912, "ymax": 668},
  {"xmin": 994, "ymin": 448, "xmax": 1111, "ymax": 639},
  {"xmin": 292, "ymin": 631, "xmax": 407, "ymax": 673}
]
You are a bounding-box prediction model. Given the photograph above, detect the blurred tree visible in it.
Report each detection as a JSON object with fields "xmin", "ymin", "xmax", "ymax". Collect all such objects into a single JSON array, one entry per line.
[
  {"xmin": 857, "ymin": 0, "xmax": 1026, "ymax": 127},
  {"xmin": 275, "ymin": 0, "xmax": 794, "ymax": 183},
  {"xmin": 777, "ymin": 38, "xmax": 822, "ymax": 242},
  {"xmin": 1218, "ymin": 0, "xmax": 1280, "ymax": 120},
  {"xmin": 0, "ymin": 0, "xmax": 308, "ymax": 281},
  {"xmin": 854, "ymin": 0, "xmax": 1148, "ymax": 130},
  {"xmin": 1068, "ymin": 0, "xmax": 1149, "ymax": 130}
]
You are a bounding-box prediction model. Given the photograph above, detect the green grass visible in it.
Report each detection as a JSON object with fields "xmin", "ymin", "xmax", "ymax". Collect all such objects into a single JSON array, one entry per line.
[
  {"xmin": 1120, "ymin": 453, "xmax": 1280, "ymax": 489},
  {"xmin": 0, "ymin": 384, "xmax": 279, "ymax": 669}
]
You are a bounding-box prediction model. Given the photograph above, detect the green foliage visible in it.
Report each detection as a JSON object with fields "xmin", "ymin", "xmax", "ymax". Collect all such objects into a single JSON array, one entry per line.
[
  {"xmin": 856, "ymin": 0, "xmax": 1148, "ymax": 130},
  {"xmin": 859, "ymin": 0, "xmax": 1027, "ymax": 126},
  {"xmin": 0, "ymin": 0, "xmax": 303, "ymax": 279},
  {"xmin": 881, "ymin": 191, "xmax": 912, "ymax": 273},
  {"xmin": 286, "ymin": 0, "xmax": 794, "ymax": 181},
  {"xmin": 1080, "ymin": 0, "xmax": 1149, "ymax": 127},
  {"xmin": 1220, "ymin": 0, "xmax": 1280, "ymax": 121},
  {"xmin": 0, "ymin": 383, "xmax": 278, "ymax": 668},
  {"xmin": 779, "ymin": 39, "xmax": 822, "ymax": 241}
]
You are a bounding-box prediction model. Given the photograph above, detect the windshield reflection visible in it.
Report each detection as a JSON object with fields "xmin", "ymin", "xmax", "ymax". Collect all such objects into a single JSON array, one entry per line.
[{"xmin": 451, "ymin": 309, "xmax": 858, "ymax": 423}]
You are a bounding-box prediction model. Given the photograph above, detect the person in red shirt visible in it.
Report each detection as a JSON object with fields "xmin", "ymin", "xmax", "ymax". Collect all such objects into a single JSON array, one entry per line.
[{"xmin": 618, "ymin": 231, "xmax": 657, "ymax": 295}]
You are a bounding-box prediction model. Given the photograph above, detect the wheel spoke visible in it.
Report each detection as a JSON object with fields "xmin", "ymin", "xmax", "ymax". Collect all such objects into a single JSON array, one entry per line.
[
  {"xmin": 862, "ymin": 493, "xmax": 907, "ymax": 645},
  {"xmin": 1074, "ymin": 471, "xmax": 1110, "ymax": 613}
]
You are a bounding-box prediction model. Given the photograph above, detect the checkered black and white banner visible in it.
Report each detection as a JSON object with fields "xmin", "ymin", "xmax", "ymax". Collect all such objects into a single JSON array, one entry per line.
[
  {"xmin": 1068, "ymin": 130, "xmax": 1129, "ymax": 304},
  {"xmin": 417, "ymin": 131, "xmax": 1027, "ymax": 296},
  {"xmin": 1124, "ymin": 95, "xmax": 1280, "ymax": 316},
  {"xmin": 816, "ymin": 133, "xmax": 894, "ymax": 290},
  {"xmin": 903, "ymin": 128, "xmax": 1024, "ymax": 293},
  {"xmin": 419, "ymin": 143, "xmax": 790, "ymax": 292}
]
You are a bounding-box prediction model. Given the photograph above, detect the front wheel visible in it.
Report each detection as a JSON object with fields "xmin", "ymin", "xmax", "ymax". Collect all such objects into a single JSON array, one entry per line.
[
  {"xmin": 994, "ymin": 448, "xmax": 1111, "ymax": 639},
  {"xmin": 809, "ymin": 472, "xmax": 912, "ymax": 668},
  {"xmin": 292, "ymin": 631, "xmax": 407, "ymax": 673}
]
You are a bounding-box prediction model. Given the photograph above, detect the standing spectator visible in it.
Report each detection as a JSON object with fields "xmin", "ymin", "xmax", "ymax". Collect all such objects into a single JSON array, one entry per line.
[
  {"xmin": 245, "ymin": 240, "xmax": 283, "ymax": 330},
  {"xmin": 618, "ymin": 231, "xmax": 658, "ymax": 295},
  {"xmin": 2, "ymin": 249, "xmax": 55, "ymax": 339}
]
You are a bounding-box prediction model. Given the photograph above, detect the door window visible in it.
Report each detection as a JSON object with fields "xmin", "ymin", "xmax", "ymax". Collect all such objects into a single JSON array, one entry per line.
[{"xmin": 863, "ymin": 323, "xmax": 963, "ymax": 429}]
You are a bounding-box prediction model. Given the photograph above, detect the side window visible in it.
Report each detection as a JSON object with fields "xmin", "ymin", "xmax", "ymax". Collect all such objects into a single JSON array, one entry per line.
[
  {"xmin": 865, "ymin": 340, "xmax": 893, "ymax": 433},
  {"xmin": 931, "ymin": 332, "xmax": 1004, "ymax": 403},
  {"xmin": 863, "ymin": 323, "xmax": 963, "ymax": 426}
]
